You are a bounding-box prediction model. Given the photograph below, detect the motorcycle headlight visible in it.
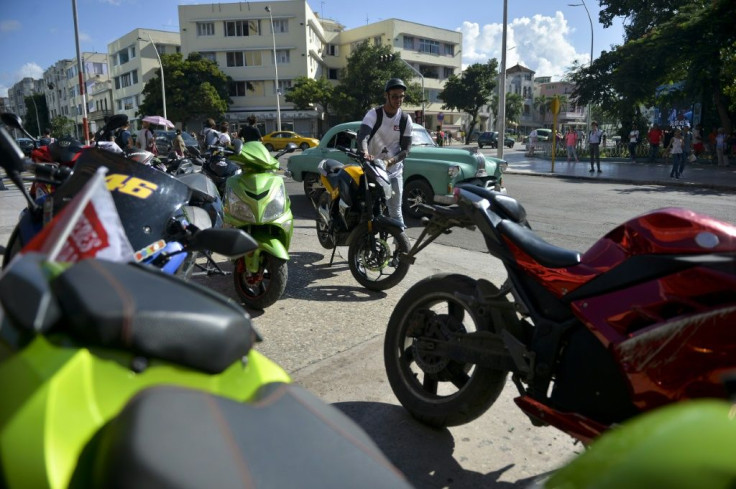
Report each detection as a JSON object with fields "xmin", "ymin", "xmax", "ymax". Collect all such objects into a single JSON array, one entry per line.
[
  {"xmin": 225, "ymin": 186, "xmax": 255, "ymax": 222},
  {"xmin": 263, "ymin": 184, "xmax": 287, "ymax": 222}
]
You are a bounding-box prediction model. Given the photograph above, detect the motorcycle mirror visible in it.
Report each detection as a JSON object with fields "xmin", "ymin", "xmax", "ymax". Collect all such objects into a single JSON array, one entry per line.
[
  {"xmin": 188, "ymin": 228, "xmax": 259, "ymax": 257},
  {"xmin": 0, "ymin": 126, "xmax": 41, "ymax": 211},
  {"xmin": 1, "ymin": 112, "xmax": 24, "ymax": 131},
  {"xmin": 283, "ymin": 142, "xmax": 298, "ymax": 153},
  {"xmin": 231, "ymin": 139, "xmax": 243, "ymax": 154}
]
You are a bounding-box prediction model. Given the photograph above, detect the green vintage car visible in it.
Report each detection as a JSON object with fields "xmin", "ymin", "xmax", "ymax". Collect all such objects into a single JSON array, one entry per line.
[{"xmin": 286, "ymin": 121, "xmax": 507, "ymax": 219}]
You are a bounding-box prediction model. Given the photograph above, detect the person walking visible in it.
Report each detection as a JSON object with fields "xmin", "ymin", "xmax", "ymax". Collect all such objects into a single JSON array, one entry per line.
[
  {"xmin": 647, "ymin": 124, "xmax": 663, "ymax": 162},
  {"xmin": 588, "ymin": 121, "xmax": 603, "ymax": 172},
  {"xmin": 680, "ymin": 125, "xmax": 693, "ymax": 177},
  {"xmin": 628, "ymin": 124, "xmax": 640, "ymax": 162},
  {"xmin": 565, "ymin": 127, "xmax": 579, "ymax": 162},
  {"xmin": 137, "ymin": 120, "xmax": 156, "ymax": 154},
  {"xmin": 356, "ymin": 78, "xmax": 413, "ymax": 228},
  {"xmin": 115, "ymin": 121, "xmax": 133, "ymax": 150},
  {"xmin": 666, "ymin": 128, "xmax": 684, "ymax": 178},
  {"xmin": 172, "ymin": 129, "xmax": 186, "ymax": 158},
  {"xmin": 238, "ymin": 115, "xmax": 263, "ymax": 142},
  {"xmin": 217, "ymin": 121, "xmax": 231, "ymax": 146}
]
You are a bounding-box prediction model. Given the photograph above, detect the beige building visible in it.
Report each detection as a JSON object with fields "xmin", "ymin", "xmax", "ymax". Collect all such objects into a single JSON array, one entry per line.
[
  {"xmin": 178, "ymin": 1, "xmax": 463, "ymax": 136},
  {"xmin": 108, "ymin": 29, "xmax": 181, "ymax": 131},
  {"xmin": 43, "ymin": 53, "xmax": 109, "ymax": 139}
]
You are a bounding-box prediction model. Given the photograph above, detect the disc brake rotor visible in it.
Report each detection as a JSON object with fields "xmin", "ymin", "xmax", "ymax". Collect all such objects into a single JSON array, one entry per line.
[{"xmin": 358, "ymin": 235, "xmax": 391, "ymax": 271}]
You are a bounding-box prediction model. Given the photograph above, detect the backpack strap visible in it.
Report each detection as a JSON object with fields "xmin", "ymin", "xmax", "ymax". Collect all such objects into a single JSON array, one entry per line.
[{"xmin": 368, "ymin": 107, "xmax": 383, "ymax": 143}]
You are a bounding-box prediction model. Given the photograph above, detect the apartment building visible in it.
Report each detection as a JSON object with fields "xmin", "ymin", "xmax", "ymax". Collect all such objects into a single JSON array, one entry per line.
[
  {"xmin": 108, "ymin": 29, "xmax": 181, "ymax": 131},
  {"xmin": 335, "ymin": 19, "xmax": 462, "ymax": 133},
  {"xmin": 178, "ymin": 1, "xmax": 326, "ymax": 135},
  {"xmin": 43, "ymin": 53, "xmax": 110, "ymax": 139},
  {"xmin": 537, "ymin": 79, "xmax": 585, "ymax": 130},
  {"xmin": 7, "ymin": 77, "xmax": 45, "ymax": 136},
  {"xmin": 178, "ymin": 1, "xmax": 463, "ymax": 136}
]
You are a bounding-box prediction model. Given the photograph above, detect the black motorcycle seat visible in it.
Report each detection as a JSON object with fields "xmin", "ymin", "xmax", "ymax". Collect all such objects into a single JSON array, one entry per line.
[
  {"xmin": 319, "ymin": 158, "xmax": 345, "ymax": 176},
  {"xmin": 498, "ymin": 219, "xmax": 581, "ymax": 268},
  {"xmin": 85, "ymin": 383, "xmax": 413, "ymax": 489},
  {"xmin": 458, "ymin": 184, "xmax": 527, "ymax": 223},
  {"xmin": 51, "ymin": 259, "xmax": 255, "ymax": 374}
]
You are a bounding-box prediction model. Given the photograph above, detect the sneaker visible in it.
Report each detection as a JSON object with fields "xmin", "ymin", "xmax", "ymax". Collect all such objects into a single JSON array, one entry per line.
[
  {"xmin": 597, "ymin": 169, "xmax": 602, "ymax": 172},
  {"xmin": 589, "ymin": 168, "xmax": 595, "ymax": 172}
]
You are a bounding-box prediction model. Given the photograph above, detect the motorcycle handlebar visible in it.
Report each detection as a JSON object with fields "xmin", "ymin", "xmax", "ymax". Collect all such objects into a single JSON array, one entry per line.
[{"xmin": 28, "ymin": 161, "xmax": 73, "ymax": 184}]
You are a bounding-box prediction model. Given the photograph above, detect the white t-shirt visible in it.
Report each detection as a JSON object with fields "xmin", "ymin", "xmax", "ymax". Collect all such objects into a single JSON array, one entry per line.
[
  {"xmin": 360, "ymin": 108, "xmax": 412, "ymax": 177},
  {"xmin": 218, "ymin": 131, "xmax": 231, "ymax": 146},
  {"xmin": 629, "ymin": 129, "xmax": 639, "ymax": 143}
]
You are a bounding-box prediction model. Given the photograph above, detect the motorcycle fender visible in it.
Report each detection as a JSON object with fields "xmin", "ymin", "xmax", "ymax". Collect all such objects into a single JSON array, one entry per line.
[
  {"xmin": 372, "ymin": 214, "xmax": 404, "ymax": 235},
  {"xmin": 243, "ymin": 229, "xmax": 290, "ymax": 268}
]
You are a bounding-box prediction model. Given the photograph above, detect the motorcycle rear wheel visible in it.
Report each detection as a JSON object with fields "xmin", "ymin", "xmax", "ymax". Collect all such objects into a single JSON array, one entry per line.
[
  {"xmin": 384, "ymin": 273, "xmax": 510, "ymax": 427},
  {"xmin": 347, "ymin": 224, "xmax": 410, "ymax": 291},
  {"xmin": 233, "ymin": 254, "xmax": 288, "ymax": 310}
]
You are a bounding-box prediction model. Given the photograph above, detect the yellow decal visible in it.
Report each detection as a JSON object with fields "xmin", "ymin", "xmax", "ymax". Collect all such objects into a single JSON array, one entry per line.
[{"xmin": 105, "ymin": 174, "xmax": 158, "ymax": 199}]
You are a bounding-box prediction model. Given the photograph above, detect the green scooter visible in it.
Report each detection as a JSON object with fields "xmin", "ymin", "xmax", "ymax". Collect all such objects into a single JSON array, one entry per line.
[{"xmin": 224, "ymin": 140, "xmax": 297, "ymax": 310}]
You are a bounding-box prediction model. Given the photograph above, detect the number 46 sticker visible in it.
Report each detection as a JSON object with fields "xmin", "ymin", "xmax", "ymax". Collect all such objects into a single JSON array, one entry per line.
[{"xmin": 105, "ymin": 174, "xmax": 158, "ymax": 199}]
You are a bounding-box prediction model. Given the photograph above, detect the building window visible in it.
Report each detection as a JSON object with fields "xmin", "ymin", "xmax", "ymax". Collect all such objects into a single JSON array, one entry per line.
[
  {"xmin": 276, "ymin": 49, "xmax": 289, "ymax": 64},
  {"xmin": 227, "ymin": 52, "xmax": 245, "ymax": 67},
  {"xmin": 419, "ymin": 39, "xmax": 440, "ymax": 55},
  {"xmin": 328, "ymin": 68, "xmax": 339, "ymax": 80},
  {"xmin": 246, "ymin": 51, "xmax": 262, "ymax": 66},
  {"xmin": 443, "ymin": 43, "xmax": 454, "ymax": 56},
  {"xmin": 230, "ymin": 81, "xmax": 249, "ymax": 97},
  {"xmin": 277, "ymin": 80, "xmax": 292, "ymax": 93},
  {"xmin": 272, "ymin": 19, "xmax": 288, "ymax": 33},
  {"xmin": 199, "ymin": 52, "xmax": 217, "ymax": 63},
  {"xmin": 403, "ymin": 36, "xmax": 414, "ymax": 50},
  {"xmin": 197, "ymin": 22, "xmax": 215, "ymax": 36},
  {"xmin": 326, "ymin": 44, "xmax": 338, "ymax": 56},
  {"xmin": 443, "ymin": 67, "xmax": 454, "ymax": 78},
  {"xmin": 114, "ymin": 70, "xmax": 138, "ymax": 90},
  {"xmin": 224, "ymin": 19, "xmax": 261, "ymax": 37},
  {"xmin": 373, "ymin": 35, "xmax": 381, "ymax": 46}
]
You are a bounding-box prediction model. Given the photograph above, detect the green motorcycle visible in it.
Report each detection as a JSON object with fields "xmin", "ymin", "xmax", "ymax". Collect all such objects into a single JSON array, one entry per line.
[{"xmin": 224, "ymin": 140, "xmax": 297, "ymax": 310}]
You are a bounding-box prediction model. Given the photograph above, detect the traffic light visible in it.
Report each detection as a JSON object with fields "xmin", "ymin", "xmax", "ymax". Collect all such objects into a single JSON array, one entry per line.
[{"xmin": 379, "ymin": 54, "xmax": 396, "ymax": 63}]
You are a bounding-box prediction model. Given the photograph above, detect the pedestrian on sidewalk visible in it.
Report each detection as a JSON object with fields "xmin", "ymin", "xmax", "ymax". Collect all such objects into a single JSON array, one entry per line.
[
  {"xmin": 647, "ymin": 124, "xmax": 663, "ymax": 162},
  {"xmin": 588, "ymin": 122, "xmax": 603, "ymax": 172},
  {"xmin": 565, "ymin": 127, "xmax": 579, "ymax": 162},
  {"xmin": 681, "ymin": 125, "xmax": 693, "ymax": 176},
  {"xmin": 628, "ymin": 124, "xmax": 640, "ymax": 162},
  {"xmin": 715, "ymin": 127, "xmax": 729, "ymax": 167},
  {"xmin": 666, "ymin": 128, "xmax": 684, "ymax": 178}
]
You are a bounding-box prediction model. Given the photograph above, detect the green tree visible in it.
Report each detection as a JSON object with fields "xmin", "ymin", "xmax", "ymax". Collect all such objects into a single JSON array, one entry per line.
[
  {"xmin": 439, "ymin": 60, "xmax": 498, "ymax": 143},
  {"xmin": 534, "ymin": 95, "xmax": 550, "ymax": 125},
  {"xmin": 137, "ymin": 52, "xmax": 232, "ymax": 127},
  {"xmin": 332, "ymin": 42, "xmax": 422, "ymax": 121},
  {"xmin": 22, "ymin": 94, "xmax": 48, "ymax": 137},
  {"xmin": 489, "ymin": 92, "xmax": 523, "ymax": 131},
  {"xmin": 50, "ymin": 116, "xmax": 76, "ymax": 138},
  {"xmin": 285, "ymin": 76, "xmax": 334, "ymax": 135},
  {"xmin": 573, "ymin": 0, "xmax": 735, "ymax": 133}
]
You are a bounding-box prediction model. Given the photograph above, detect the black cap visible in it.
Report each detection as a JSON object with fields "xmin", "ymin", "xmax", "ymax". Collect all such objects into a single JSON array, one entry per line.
[{"xmin": 385, "ymin": 78, "xmax": 407, "ymax": 92}]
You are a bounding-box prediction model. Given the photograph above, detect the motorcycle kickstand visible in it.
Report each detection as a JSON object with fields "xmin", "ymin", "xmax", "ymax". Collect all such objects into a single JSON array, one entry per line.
[
  {"xmin": 195, "ymin": 251, "xmax": 230, "ymax": 277},
  {"xmin": 328, "ymin": 245, "xmax": 338, "ymax": 266}
]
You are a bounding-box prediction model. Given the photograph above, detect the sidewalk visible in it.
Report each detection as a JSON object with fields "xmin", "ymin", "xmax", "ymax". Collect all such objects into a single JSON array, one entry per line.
[{"xmin": 501, "ymin": 151, "xmax": 736, "ymax": 192}]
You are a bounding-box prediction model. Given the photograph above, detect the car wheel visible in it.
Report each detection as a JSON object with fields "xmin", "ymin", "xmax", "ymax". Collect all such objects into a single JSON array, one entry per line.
[
  {"xmin": 264, "ymin": 143, "xmax": 274, "ymax": 151},
  {"xmin": 507, "ymin": 142, "xmax": 514, "ymax": 148},
  {"xmin": 403, "ymin": 179, "xmax": 434, "ymax": 220},
  {"xmin": 299, "ymin": 142, "xmax": 310, "ymax": 151},
  {"xmin": 478, "ymin": 143, "xmax": 484, "ymax": 149}
]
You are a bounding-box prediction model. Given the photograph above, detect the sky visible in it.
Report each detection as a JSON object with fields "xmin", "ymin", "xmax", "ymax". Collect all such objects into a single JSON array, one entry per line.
[{"xmin": 0, "ymin": 0, "xmax": 626, "ymax": 97}]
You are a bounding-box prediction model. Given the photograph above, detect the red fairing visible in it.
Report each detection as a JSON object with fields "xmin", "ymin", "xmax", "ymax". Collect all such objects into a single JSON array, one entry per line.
[{"xmin": 504, "ymin": 208, "xmax": 736, "ymax": 298}]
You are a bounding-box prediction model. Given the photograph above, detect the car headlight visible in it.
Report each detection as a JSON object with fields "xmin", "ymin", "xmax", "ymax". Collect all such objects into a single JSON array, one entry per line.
[
  {"xmin": 263, "ymin": 184, "xmax": 287, "ymax": 222},
  {"xmin": 225, "ymin": 186, "xmax": 256, "ymax": 222}
]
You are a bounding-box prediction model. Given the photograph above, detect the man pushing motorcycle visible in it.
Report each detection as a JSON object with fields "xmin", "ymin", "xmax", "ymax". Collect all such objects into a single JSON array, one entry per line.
[{"xmin": 357, "ymin": 78, "xmax": 413, "ymax": 228}]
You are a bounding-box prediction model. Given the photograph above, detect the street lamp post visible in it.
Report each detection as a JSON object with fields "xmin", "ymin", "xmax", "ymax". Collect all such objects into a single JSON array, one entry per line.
[
  {"xmin": 265, "ymin": 6, "xmax": 282, "ymax": 132},
  {"xmin": 569, "ymin": 0, "xmax": 593, "ymax": 132},
  {"xmin": 28, "ymin": 93, "xmax": 40, "ymax": 137},
  {"xmin": 139, "ymin": 34, "xmax": 167, "ymax": 120}
]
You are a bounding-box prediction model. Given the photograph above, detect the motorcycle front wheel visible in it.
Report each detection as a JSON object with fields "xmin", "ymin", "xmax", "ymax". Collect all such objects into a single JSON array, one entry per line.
[
  {"xmin": 232, "ymin": 253, "xmax": 288, "ymax": 310},
  {"xmin": 347, "ymin": 223, "xmax": 410, "ymax": 291},
  {"xmin": 384, "ymin": 273, "xmax": 509, "ymax": 427}
]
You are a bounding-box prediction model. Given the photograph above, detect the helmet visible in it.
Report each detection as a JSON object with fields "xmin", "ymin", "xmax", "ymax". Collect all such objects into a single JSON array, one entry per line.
[{"xmin": 384, "ymin": 78, "xmax": 407, "ymax": 92}]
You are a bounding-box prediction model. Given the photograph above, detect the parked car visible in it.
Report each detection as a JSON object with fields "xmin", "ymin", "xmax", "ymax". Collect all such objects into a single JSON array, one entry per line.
[
  {"xmin": 15, "ymin": 138, "xmax": 35, "ymax": 156},
  {"xmin": 533, "ymin": 128, "xmax": 553, "ymax": 142},
  {"xmin": 286, "ymin": 122, "xmax": 507, "ymax": 220},
  {"xmin": 154, "ymin": 130, "xmax": 198, "ymax": 155},
  {"xmin": 477, "ymin": 131, "xmax": 515, "ymax": 149},
  {"xmin": 261, "ymin": 131, "xmax": 319, "ymax": 151}
]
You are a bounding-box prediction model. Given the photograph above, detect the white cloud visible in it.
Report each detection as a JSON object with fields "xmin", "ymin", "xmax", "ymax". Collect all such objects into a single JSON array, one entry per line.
[
  {"xmin": 0, "ymin": 20, "xmax": 21, "ymax": 33},
  {"xmin": 0, "ymin": 62, "xmax": 45, "ymax": 97},
  {"xmin": 460, "ymin": 12, "xmax": 589, "ymax": 80}
]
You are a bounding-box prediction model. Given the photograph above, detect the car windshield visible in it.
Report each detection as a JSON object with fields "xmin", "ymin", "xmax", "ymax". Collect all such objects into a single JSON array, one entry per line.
[
  {"xmin": 155, "ymin": 130, "xmax": 196, "ymax": 144},
  {"xmin": 411, "ymin": 127, "xmax": 436, "ymax": 146}
]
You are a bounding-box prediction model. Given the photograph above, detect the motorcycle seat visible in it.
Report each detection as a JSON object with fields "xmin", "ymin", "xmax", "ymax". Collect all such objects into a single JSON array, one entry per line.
[
  {"xmin": 318, "ymin": 158, "xmax": 345, "ymax": 176},
  {"xmin": 86, "ymin": 383, "xmax": 413, "ymax": 489},
  {"xmin": 458, "ymin": 184, "xmax": 527, "ymax": 223},
  {"xmin": 498, "ymin": 219, "xmax": 581, "ymax": 268},
  {"xmin": 51, "ymin": 259, "xmax": 255, "ymax": 374}
]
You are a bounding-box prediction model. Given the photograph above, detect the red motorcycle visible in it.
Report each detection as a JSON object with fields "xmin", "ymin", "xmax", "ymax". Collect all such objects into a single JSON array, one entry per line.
[
  {"xmin": 28, "ymin": 136, "xmax": 85, "ymax": 198},
  {"xmin": 384, "ymin": 183, "xmax": 736, "ymax": 445}
]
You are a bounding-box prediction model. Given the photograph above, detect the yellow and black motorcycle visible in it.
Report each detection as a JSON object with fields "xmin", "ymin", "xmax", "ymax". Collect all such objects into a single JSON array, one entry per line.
[{"xmin": 315, "ymin": 147, "xmax": 411, "ymax": 290}]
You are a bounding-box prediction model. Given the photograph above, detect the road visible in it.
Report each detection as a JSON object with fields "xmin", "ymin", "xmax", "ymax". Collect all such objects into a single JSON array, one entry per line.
[{"xmin": 2, "ymin": 159, "xmax": 734, "ymax": 488}]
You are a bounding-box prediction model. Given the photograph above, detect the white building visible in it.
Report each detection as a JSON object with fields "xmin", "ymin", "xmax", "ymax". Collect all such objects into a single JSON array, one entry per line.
[
  {"xmin": 7, "ymin": 77, "xmax": 45, "ymax": 136},
  {"xmin": 108, "ymin": 29, "xmax": 181, "ymax": 131},
  {"xmin": 178, "ymin": 1, "xmax": 463, "ymax": 136}
]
